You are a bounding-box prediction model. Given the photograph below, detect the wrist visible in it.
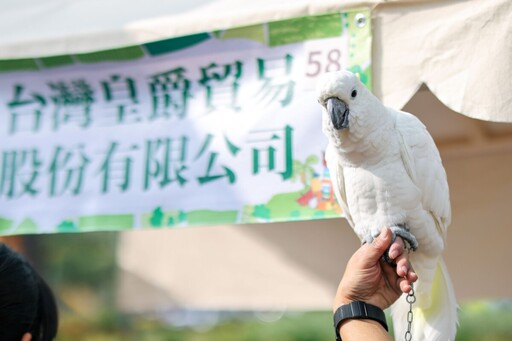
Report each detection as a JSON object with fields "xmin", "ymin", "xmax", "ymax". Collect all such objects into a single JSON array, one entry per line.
[
  {"xmin": 338, "ymin": 319, "xmax": 391, "ymax": 341},
  {"xmin": 334, "ymin": 282, "xmax": 359, "ymax": 311},
  {"xmin": 339, "ymin": 318, "xmax": 385, "ymax": 333},
  {"xmin": 333, "ymin": 296, "xmax": 353, "ymax": 312}
]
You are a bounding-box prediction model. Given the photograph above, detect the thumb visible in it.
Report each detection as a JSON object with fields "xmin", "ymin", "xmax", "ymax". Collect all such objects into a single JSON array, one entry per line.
[{"xmin": 366, "ymin": 227, "xmax": 392, "ymax": 262}]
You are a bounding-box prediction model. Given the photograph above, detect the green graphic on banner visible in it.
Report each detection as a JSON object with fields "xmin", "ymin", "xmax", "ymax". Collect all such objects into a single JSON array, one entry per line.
[{"xmin": 0, "ymin": 8, "xmax": 371, "ymax": 235}]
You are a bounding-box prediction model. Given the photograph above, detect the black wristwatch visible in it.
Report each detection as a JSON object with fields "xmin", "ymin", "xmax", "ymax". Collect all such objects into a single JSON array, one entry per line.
[{"xmin": 333, "ymin": 301, "xmax": 388, "ymax": 341}]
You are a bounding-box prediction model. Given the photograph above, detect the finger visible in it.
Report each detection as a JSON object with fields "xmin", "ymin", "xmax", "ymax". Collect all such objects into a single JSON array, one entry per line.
[
  {"xmin": 397, "ymin": 277, "xmax": 413, "ymax": 294},
  {"xmin": 398, "ymin": 270, "xmax": 418, "ymax": 293},
  {"xmin": 407, "ymin": 270, "xmax": 418, "ymax": 283},
  {"xmin": 395, "ymin": 255, "xmax": 410, "ymax": 277},
  {"xmin": 396, "ymin": 257, "xmax": 418, "ymax": 282},
  {"xmin": 395, "ymin": 253, "xmax": 409, "ymax": 277},
  {"xmin": 381, "ymin": 259, "xmax": 404, "ymax": 295},
  {"xmin": 388, "ymin": 237, "xmax": 405, "ymax": 260},
  {"xmin": 365, "ymin": 227, "xmax": 393, "ymax": 262}
]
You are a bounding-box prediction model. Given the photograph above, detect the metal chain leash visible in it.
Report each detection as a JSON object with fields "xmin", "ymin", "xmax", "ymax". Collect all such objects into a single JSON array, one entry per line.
[{"xmin": 405, "ymin": 283, "xmax": 416, "ymax": 341}]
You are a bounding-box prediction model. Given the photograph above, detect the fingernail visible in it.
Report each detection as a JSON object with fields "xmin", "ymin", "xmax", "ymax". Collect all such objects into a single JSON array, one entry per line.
[{"xmin": 401, "ymin": 266, "xmax": 407, "ymax": 275}]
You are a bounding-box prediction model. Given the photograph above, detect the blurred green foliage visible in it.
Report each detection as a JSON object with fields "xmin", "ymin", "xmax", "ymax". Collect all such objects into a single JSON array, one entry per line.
[
  {"xmin": 55, "ymin": 305, "xmax": 512, "ymax": 341},
  {"xmin": 33, "ymin": 232, "xmax": 117, "ymax": 289}
]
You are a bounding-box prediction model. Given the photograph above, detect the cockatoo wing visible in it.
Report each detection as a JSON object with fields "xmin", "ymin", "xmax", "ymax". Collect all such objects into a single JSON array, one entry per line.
[
  {"xmin": 325, "ymin": 144, "xmax": 356, "ymax": 230},
  {"xmin": 394, "ymin": 109, "xmax": 451, "ymax": 239}
]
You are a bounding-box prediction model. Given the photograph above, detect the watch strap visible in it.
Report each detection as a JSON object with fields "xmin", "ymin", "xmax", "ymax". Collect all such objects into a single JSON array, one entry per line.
[{"xmin": 333, "ymin": 301, "xmax": 388, "ymax": 340}]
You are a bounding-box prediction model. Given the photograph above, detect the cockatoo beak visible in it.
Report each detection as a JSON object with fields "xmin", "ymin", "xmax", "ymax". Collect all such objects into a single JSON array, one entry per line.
[{"xmin": 326, "ymin": 97, "xmax": 349, "ymax": 130}]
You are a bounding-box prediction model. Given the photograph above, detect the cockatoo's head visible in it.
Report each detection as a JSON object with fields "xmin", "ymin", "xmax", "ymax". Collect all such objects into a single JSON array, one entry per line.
[{"xmin": 317, "ymin": 70, "xmax": 383, "ymax": 144}]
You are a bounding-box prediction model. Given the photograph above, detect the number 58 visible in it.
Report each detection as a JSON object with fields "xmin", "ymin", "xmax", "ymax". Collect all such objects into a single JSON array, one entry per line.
[{"xmin": 305, "ymin": 49, "xmax": 342, "ymax": 77}]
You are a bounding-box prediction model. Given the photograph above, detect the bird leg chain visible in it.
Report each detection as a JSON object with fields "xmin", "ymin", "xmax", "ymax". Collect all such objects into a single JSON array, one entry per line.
[{"xmin": 405, "ymin": 283, "xmax": 416, "ymax": 341}]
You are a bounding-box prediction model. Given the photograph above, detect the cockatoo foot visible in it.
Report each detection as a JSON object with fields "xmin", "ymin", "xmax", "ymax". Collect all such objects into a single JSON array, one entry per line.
[{"xmin": 389, "ymin": 224, "xmax": 418, "ymax": 251}]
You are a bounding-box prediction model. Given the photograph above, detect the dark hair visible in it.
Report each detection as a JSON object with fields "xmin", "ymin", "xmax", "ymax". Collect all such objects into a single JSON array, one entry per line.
[{"xmin": 0, "ymin": 244, "xmax": 58, "ymax": 341}]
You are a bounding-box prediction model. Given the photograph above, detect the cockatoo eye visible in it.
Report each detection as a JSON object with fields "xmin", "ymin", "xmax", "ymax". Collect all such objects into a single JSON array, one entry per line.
[{"xmin": 351, "ymin": 89, "xmax": 357, "ymax": 98}]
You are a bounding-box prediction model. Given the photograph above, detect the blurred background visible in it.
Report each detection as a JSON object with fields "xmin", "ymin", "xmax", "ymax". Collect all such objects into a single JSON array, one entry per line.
[{"xmin": 1, "ymin": 1, "xmax": 511, "ymax": 340}]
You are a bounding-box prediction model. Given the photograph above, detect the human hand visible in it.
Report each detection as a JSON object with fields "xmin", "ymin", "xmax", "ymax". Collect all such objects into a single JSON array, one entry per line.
[
  {"xmin": 387, "ymin": 235, "xmax": 414, "ymax": 286},
  {"xmin": 333, "ymin": 227, "xmax": 418, "ymax": 311}
]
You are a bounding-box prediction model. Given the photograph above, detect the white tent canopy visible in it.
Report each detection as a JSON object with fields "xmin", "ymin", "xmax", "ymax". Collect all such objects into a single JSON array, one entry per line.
[{"xmin": 2, "ymin": 0, "xmax": 511, "ymax": 122}]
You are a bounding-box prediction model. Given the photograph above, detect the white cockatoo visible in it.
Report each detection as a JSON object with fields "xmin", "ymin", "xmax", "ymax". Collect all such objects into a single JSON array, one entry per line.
[{"xmin": 318, "ymin": 70, "xmax": 457, "ymax": 340}]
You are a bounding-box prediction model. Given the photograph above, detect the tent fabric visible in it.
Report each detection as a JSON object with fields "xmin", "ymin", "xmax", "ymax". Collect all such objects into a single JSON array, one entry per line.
[
  {"xmin": 1, "ymin": 0, "xmax": 511, "ymax": 122},
  {"xmin": 373, "ymin": 0, "xmax": 512, "ymax": 123}
]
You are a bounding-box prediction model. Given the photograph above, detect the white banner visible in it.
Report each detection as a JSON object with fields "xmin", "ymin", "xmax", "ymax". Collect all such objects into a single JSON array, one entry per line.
[{"xmin": 0, "ymin": 10, "xmax": 371, "ymax": 234}]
